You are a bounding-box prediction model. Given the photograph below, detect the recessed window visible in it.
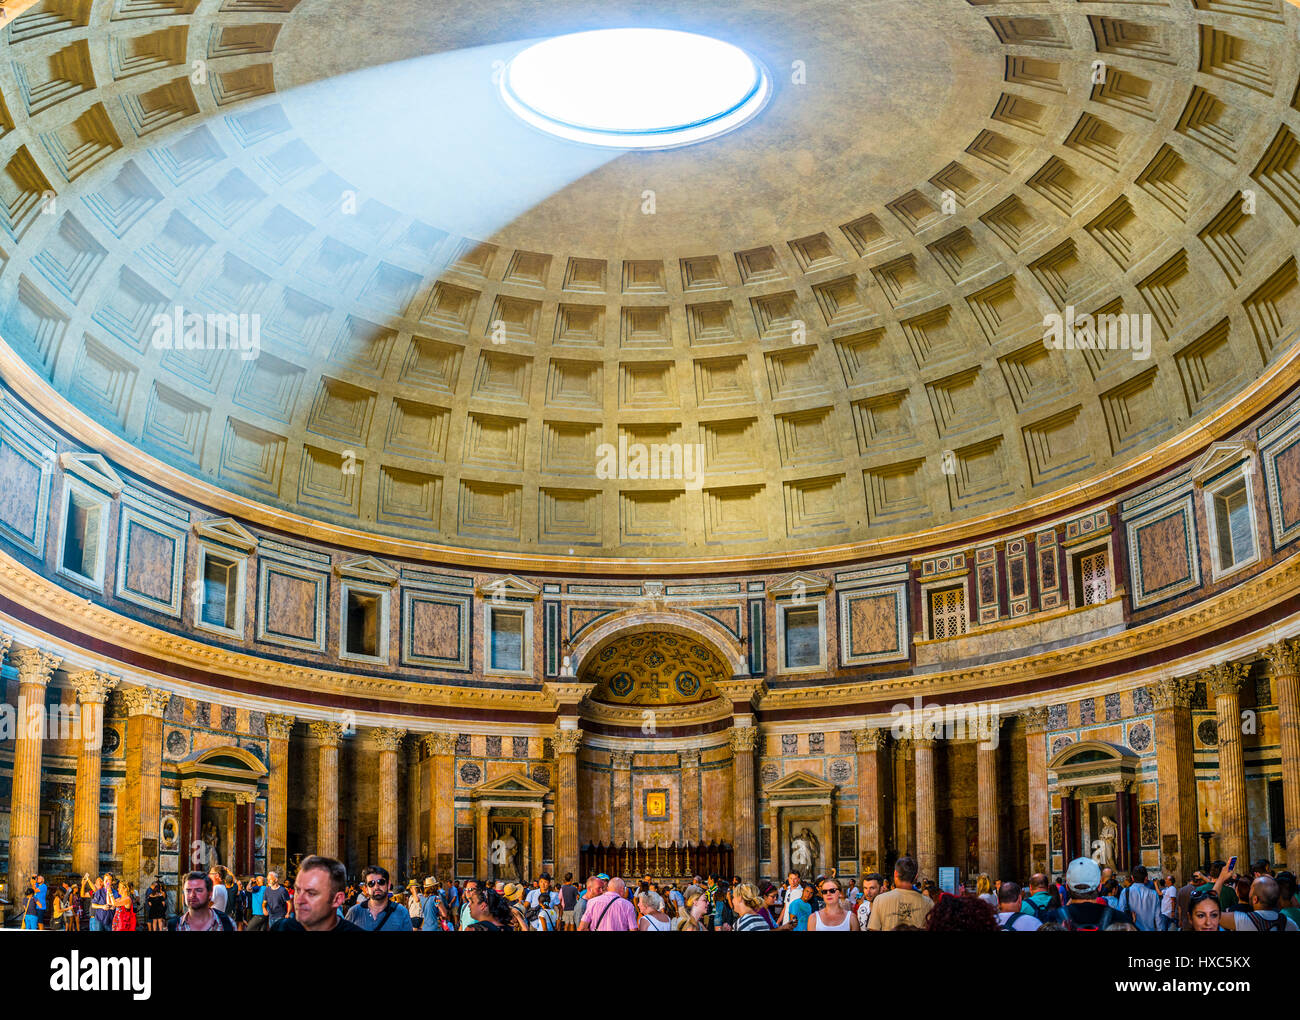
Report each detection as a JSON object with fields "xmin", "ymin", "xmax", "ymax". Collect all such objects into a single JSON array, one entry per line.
[
  {"xmin": 342, "ymin": 586, "xmax": 386, "ymax": 661},
  {"xmin": 1073, "ymin": 548, "xmax": 1110, "ymax": 608},
  {"xmin": 58, "ymin": 483, "xmax": 109, "ymax": 587},
  {"xmin": 200, "ymin": 552, "xmax": 241, "ymax": 631},
  {"xmin": 1212, "ymin": 478, "xmax": 1255, "ymax": 572},
  {"xmin": 929, "ymin": 586, "xmax": 967, "ymax": 639},
  {"xmin": 783, "ymin": 606, "xmax": 821, "ymax": 669},
  {"xmin": 489, "ymin": 607, "xmax": 526, "ymax": 673},
  {"xmin": 500, "ymin": 29, "xmax": 771, "ymax": 149}
]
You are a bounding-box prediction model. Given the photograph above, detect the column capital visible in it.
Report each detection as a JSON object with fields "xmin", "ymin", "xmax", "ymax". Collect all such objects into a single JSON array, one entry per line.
[
  {"xmin": 912, "ymin": 736, "xmax": 936, "ymax": 750},
  {"xmin": 120, "ymin": 686, "xmax": 172, "ymax": 717},
  {"xmin": 264, "ymin": 714, "xmax": 296, "ymax": 741},
  {"xmin": 678, "ymin": 747, "xmax": 701, "ymax": 768},
  {"xmin": 180, "ymin": 780, "xmax": 206, "ymax": 800},
  {"xmin": 369, "ymin": 727, "xmax": 406, "ymax": 753},
  {"xmin": 0, "ymin": 631, "xmax": 12, "ymax": 662},
  {"xmin": 1151, "ymin": 676, "xmax": 1196, "ymax": 710},
  {"xmin": 10, "ymin": 648, "xmax": 62, "ymax": 687},
  {"xmin": 1203, "ymin": 661, "xmax": 1250, "ymax": 698},
  {"xmin": 1019, "ymin": 706, "xmax": 1051, "ymax": 733},
  {"xmin": 552, "ymin": 728, "xmax": 583, "ymax": 755},
  {"xmin": 610, "ymin": 749, "xmax": 633, "ymax": 769},
  {"xmin": 1262, "ymin": 639, "xmax": 1300, "ymax": 679},
  {"xmin": 308, "ymin": 719, "xmax": 344, "ymax": 746},
  {"xmin": 423, "ymin": 731, "xmax": 458, "ymax": 757},
  {"xmin": 728, "ymin": 725, "xmax": 758, "ymax": 753},
  {"xmin": 234, "ymin": 790, "xmax": 258, "ymax": 805},
  {"xmin": 67, "ymin": 670, "xmax": 119, "ymax": 704},
  {"xmin": 852, "ymin": 728, "xmax": 888, "ymax": 752}
]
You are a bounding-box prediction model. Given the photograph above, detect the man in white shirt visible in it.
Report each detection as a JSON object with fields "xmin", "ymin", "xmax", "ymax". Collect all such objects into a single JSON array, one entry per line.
[
  {"xmin": 1159, "ymin": 875, "xmax": 1177, "ymax": 931},
  {"xmin": 778, "ymin": 870, "xmax": 803, "ymax": 925},
  {"xmin": 855, "ymin": 872, "xmax": 883, "ymax": 929},
  {"xmin": 1218, "ymin": 876, "xmax": 1300, "ymax": 931},
  {"xmin": 994, "ymin": 881, "xmax": 1042, "ymax": 931}
]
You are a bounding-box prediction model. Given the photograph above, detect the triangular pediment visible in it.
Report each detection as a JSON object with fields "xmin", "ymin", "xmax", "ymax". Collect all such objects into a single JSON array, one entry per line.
[
  {"xmin": 193, "ymin": 517, "xmax": 258, "ymax": 553},
  {"xmin": 470, "ymin": 770, "xmax": 550, "ymax": 799},
  {"xmin": 769, "ymin": 571, "xmax": 830, "ymax": 598},
  {"xmin": 335, "ymin": 556, "xmax": 399, "ymax": 586},
  {"xmin": 477, "ymin": 575, "xmax": 541, "ymax": 601},
  {"xmin": 60, "ymin": 452, "xmax": 122, "ymax": 496},
  {"xmin": 763, "ymin": 768, "xmax": 837, "ymax": 797},
  {"xmin": 1190, "ymin": 442, "xmax": 1253, "ymax": 487}
]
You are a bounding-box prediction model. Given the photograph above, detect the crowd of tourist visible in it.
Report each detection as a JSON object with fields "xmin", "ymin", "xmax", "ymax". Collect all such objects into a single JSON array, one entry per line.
[{"xmin": 10, "ymin": 853, "xmax": 1298, "ymax": 931}]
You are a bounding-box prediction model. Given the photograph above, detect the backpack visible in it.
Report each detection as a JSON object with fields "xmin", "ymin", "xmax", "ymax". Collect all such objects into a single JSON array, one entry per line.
[
  {"xmin": 1242, "ymin": 911, "xmax": 1289, "ymax": 932},
  {"xmin": 1063, "ymin": 904, "xmax": 1122, "ymax": 932},
  {"xmin": 1001, "ymin": 912, "xmax": 1023, "ymax": 931}
]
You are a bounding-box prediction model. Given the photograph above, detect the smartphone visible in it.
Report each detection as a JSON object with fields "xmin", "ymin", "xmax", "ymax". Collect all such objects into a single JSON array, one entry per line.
[{"xmin": 1227, "ymin": 855, "xmax": 1238, "ymax": 874}]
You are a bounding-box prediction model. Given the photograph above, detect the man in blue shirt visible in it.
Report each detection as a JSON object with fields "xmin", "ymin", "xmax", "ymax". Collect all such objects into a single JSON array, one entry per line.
[
  {"xmin": 247, "ymin": 875, "xmax": 267, "ymax": 930},
  {"xmin": 1118, "ymin": 864, "xmax": 1161, "ymax": 931},
  {"xmin": 345, "ymin": 865, "xmax": 413, "ymax": 931},
  {"xmin": 92, "ymin": 873, "xmax": 116, "ymax": 931},
  {"xmin": 24, "ymin": 875, "xmax": 46, "ymax": 930}
]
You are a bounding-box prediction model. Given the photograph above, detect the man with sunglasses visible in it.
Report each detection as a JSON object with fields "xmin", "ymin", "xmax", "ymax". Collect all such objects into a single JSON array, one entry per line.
[{"xmin": 345, "ymin": 865, "xmax": 413, "ymax": 931}]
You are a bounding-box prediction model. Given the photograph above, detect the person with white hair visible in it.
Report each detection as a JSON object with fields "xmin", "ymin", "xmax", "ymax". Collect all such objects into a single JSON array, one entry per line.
[
  {"xmin": 636, "ymin": 889, "xmax": 672, "ymax": 930},
  {"xmin": 578, "ymin": 875, "xmax": 638, "ymax": 931}
]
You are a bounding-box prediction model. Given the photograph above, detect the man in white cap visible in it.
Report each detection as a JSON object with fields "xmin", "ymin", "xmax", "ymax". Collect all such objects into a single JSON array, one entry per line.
[{"xmin": 1062, "ymin": 857, "xmax": 1128, "ymax": 931}]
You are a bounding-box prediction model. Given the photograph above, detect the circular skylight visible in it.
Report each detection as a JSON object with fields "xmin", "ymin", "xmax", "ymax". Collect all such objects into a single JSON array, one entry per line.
[{"xmin": 501, "ymin": 29, "xmax": 771, "ymax": 149}]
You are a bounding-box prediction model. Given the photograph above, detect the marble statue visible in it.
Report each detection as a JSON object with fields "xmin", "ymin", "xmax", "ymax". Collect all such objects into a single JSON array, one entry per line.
[
  {"xmin": 491, "ymin": 826, "xmax": 520, "ymax": 880},
  {"xmin": 201, "ymin": 819, "xmax": 221, "ymax": 867},
  {"xmin": 1091, "ymin": 815, "xmax": 1118, "ymax": 871},
  {"xmin": 791, "ymin": 827, "xmax": 819, "ymax": 875}
]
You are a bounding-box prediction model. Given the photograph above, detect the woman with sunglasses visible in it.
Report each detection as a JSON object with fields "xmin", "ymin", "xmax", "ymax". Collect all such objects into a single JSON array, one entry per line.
[
  {"xmin": 1188, "ymin": 890, "xmax": 1222, "ymax": 931},
  {"xmin": 807, "ymin": 879, "xmax": 859, "ymax": 930}
]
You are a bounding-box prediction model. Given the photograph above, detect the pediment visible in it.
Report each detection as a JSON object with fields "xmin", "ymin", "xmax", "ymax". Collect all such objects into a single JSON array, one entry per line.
[
  {"xmin": 470, "ymin": 770, "xmax": 550, "ymax": 799},
  {"xmin": 193, "ymin": 517, "xmax": 258, "ymax": 553},
  {"xmin": 477, "ymin": 574, "xmax": 541, "ymax": 601},
  {"xmin": 335, "ymin": 555, "xmax": 399, "ymax": 586},
  {"xmin": 1190, "ymin": 442, "xmax": 1253, "ymax": 487},
  {"xmin": 60, "ymin": 452, "xmax": 122, "ymax": 496},
  {"xmin": 769, "ymin": 571, "xmax": 830, "ymax": 598},
  {"xmin": 763, "ymin": 768, "xmax": 837, "ymax": 797}
]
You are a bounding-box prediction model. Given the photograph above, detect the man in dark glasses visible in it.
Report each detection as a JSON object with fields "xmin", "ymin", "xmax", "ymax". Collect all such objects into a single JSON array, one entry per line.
[{"xmin": 344, "ymin": 865, "xmax": 413, "ymax": 931}]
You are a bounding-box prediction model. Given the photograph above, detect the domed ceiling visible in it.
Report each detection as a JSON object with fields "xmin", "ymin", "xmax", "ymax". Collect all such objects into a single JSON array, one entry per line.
[{"xmin": 0, "ymin": 0, "xmax": 1298, "ymax": 559}]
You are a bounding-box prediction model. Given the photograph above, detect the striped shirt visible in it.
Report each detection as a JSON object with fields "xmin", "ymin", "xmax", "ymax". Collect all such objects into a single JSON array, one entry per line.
[{"xmin": 734, "ymin": 912, "xmax": 771, "ymax": 931}]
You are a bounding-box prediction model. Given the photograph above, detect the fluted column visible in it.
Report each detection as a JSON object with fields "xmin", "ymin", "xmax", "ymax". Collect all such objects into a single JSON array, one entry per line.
[
  {"xmin": 853, "ymin": 728, "xmax": 888, "ymax": 875},
  {"xmin": 679, "ymin": 747, "xmax": 701, "ymax": 844},
  {"xmin": 1021, "ymin": 707, "xmax": 1050, "ymax": 875},
  {"xmin": 309, "ymin": 720, "xmax": 343, "ymax": 858},
  {"xmin": 610, "ymin": 750, "xmax": 633, "ymax": 845},
  {"xmin": 424, "ymin": 731, "xmax": 457, "ymax": 879},
  {"xmin": 68, "ymin": 670, "xmax": 118, "ymax": 878},
  {"xmin": 976, "ymin": 718, "xmax": 1001, "ymax": 879},
  {"xmin": 9, "ymin": 644, "xmax": 61, "ymax": 888},
  {"xmin": 475, "ymin": 804, "xmax": 489, "ymax": 876},
  {"xmin": 1207, "ymin": 662, "xmax": 1250, "ymax": 865},
  {"xmin": 1264, "ymin": 641, "xmax": 1300, "ymax": 868},
  {"xmin": 371, "ymin": 728, "xmax": 405, "ymax": 879},
  {"xmin": 554, "ymin": 728, "xmax": 582, "ymax": 879},
  {"xmin": 121, "ymin": 686, "xmax": 172, "ymax": 886},
  {"xmin": 913, "ymin": 737, "xmax": 937, "ymax": 882},
  {"xmin": 1152, "ymin": 677, "xmax": 1199, "ymax": 883},
  {"xmin": 404, "ymin": 737, "xmax": 422, "ymax": 874},
  {"xmin": 729, "ymin": 725, "xmax": 758, "ymax": 881},
  {"xmin": 264, "ymin": 714, "xmax": 294, "ymax": 874}
]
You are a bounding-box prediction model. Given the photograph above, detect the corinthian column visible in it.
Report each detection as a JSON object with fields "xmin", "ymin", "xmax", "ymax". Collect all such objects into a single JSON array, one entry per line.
[
  {"xmin": 120, "ymin": 686, "xmax": 172, "ymax": 886},
  {"xmin": 853, "ymin": 728, "xmax": 888, "ymax": 876},
  {"xmin": 554, "ymin": 728, "xmax": 583, "ymax": 879},
  {"xmin": 9, "ymin": 644, "xmax": 61, "ymax": 888},
  {"xmin": 264, "ymin": 714, "xmax": 295, "ymax": 874},
  {"xmin": 1264, "ymin": 640, "xmax": 1300, "ymax": 868},
  {"xmin": 309, "ymin": 720, "xmax": 343, "ymax": 858},
  {"xmin": 1206, "ymin": 662, "xmax": 1251, "ymax": 865},
  {"xmin": 976, "ymin": 717, "xmax": 1001, "ymax": 880},
  {"xmin": 1152, "ymin": 677, "xmax": 1199, "ymax": 883},
  {"xmin": 67, "ymin": 670, "xmax": 118, "ymax": 878},
  {"xmin": 913, "ymin": 737, "xmax": 937, "ymax": 882},
  {"xmin": 370, "ymin": 728, "xmax": 405, "ymax": 879},
  {"xmin": 729, "ymin": 725, "xmax": 758, "ymax": 881},
  {"xmin": 1020, "ymin": 707, "xmax": 1050, "ymax": 875},
  {"xmin": 423, "ymin": 731, "xmax": 457, "ymax": 879}
]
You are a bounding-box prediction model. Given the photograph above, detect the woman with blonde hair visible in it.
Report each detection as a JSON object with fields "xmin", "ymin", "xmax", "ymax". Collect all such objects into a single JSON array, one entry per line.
[
  {"xmin": 673, "ymin": 885, "xmax": 708, "ymax": 931},
  {"xmin": 730, "ymin": 883, "xmax": 772, "ymax": 930},
  {"xmin": 975, "ymin": 873, "xmax": 997, "ymax": 909}
]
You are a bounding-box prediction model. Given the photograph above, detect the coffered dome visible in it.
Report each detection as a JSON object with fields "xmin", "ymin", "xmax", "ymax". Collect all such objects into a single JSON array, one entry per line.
[{"xmin": 1, "ymin": 0, "xmax": 1298, "ymax": 561}]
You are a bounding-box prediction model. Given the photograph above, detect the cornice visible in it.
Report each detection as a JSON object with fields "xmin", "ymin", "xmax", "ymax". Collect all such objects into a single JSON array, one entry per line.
[{"xmin": 0, "ymin": 333, "xmax": 1296, "ymax": 575}]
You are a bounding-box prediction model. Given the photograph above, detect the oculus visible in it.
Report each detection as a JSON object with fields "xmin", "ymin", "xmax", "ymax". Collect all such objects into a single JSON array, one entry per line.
[{"xmin": 500, "ymin": 28, "xmax": 770, "ymax": 149}]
